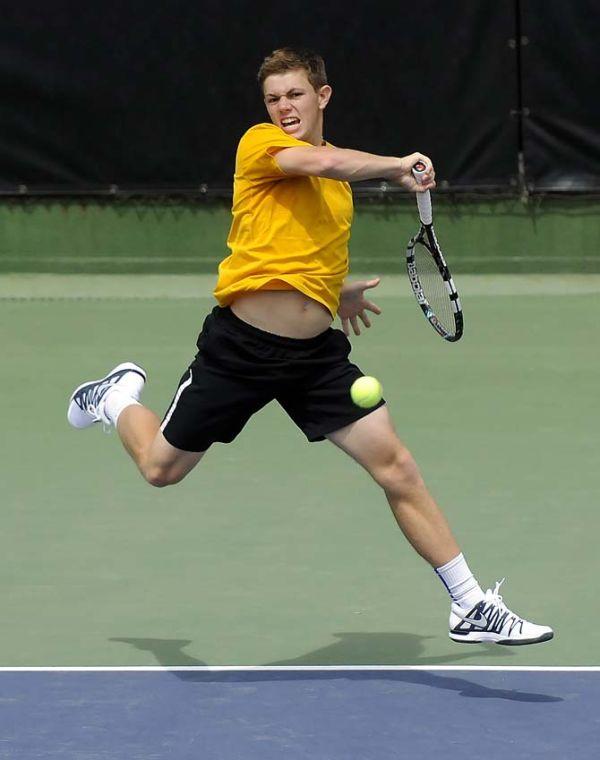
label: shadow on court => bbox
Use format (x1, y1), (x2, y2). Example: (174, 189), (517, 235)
(267, 632), (514, 667)
(110, 632), (514, 668)
(109, 636), (562, 703)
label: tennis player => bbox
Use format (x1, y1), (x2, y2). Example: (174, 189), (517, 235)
(68, 48), (552, 646)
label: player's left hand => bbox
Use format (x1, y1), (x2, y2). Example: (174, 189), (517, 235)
(338, 277), (382, 336)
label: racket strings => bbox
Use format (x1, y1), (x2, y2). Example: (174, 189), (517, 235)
(413, 241), (456, 333)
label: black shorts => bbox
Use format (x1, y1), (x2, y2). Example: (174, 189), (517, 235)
(160, 306), (385, 452)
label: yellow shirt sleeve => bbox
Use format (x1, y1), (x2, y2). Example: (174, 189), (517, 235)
(237, 123), (311, 182)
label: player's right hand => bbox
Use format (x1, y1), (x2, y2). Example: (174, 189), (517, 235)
(393, 153), (436, 192)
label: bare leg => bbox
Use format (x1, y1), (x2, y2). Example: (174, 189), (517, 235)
(326, 407), (556, 644)
(327, 405), (460, 567)
(117, 404), (161, 466)
(117, 404), (204, 487)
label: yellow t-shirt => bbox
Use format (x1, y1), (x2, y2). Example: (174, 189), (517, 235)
(213, 123), (353, 317)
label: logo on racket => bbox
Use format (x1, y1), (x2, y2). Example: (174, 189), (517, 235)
(407, 260), (426, 304)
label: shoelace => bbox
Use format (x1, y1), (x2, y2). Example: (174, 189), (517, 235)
(488, 577), (506, 609)
(486, 578), (526, 633)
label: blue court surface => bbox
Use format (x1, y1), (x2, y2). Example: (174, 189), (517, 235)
(1, 666), (598, 759)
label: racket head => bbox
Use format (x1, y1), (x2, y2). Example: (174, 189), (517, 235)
(406, 224), (463, 342)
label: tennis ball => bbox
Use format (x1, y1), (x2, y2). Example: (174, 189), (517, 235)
(350, 376), (383, 408)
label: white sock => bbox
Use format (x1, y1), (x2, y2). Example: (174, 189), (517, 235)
(103, 389), (141, 426)
(435, 553), (484, 610)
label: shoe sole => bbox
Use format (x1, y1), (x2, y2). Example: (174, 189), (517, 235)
(449, 630), (554, 646)
(68, 362), (146, 428)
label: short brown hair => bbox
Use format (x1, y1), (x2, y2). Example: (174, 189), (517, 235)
(258, 47), (328, 92)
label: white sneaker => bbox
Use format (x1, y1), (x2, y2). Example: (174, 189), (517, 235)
(67, 362), (146, 429)
(449, 579), (554, 646)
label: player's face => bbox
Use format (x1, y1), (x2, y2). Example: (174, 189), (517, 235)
(263, 69), (331, 146)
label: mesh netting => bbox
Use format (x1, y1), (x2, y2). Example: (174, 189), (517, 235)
(413, 241), (456, 334)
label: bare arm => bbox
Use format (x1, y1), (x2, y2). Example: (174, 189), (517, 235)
(275, 146), (435, 191)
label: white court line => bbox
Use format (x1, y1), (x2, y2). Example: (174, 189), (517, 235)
(0, 666), (598, 672)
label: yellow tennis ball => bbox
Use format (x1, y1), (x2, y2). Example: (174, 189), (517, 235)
(350, 376), (383, 408)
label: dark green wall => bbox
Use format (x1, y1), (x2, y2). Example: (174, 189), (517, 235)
(1, 197), (598, 274)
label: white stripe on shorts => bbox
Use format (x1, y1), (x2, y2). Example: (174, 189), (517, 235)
(160, 369), (193, 432)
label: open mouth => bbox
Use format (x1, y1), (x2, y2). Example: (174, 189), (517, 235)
(281, 117), (300, 129)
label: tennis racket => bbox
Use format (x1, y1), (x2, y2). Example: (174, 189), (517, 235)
(406, 162), (464, 342)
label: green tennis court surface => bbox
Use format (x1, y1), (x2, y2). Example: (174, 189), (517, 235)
(1, 275), (598, 667)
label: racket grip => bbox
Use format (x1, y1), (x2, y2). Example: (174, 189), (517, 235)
(412, 162), (433, 225)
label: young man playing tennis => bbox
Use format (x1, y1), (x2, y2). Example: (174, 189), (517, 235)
(67, 48), (552, 646)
